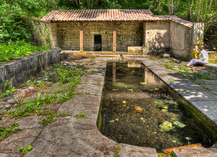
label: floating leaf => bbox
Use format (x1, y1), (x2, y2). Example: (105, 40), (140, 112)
(185, 137), (192, 141)
(115, 118), (119, 121)
(161, 109), (168, 112)
(154, 88), (159, 90)
(173, 121), (186, 128)
(159, 121), (175, 131)
(140, 82), (147, 85)
(128, 89), (133, 92)
(123, 101), (126, 103)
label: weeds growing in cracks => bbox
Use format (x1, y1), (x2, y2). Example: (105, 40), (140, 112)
(4, 64), (84, 123)
(0, 123), (22, 141)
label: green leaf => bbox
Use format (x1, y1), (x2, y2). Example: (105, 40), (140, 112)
(19, 147), (24, 151)
(26, 145), (32, 151)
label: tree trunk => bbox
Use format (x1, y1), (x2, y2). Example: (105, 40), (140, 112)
(197, 0), (202, 21)
(171, 0), (174, 15)
(187, 0), (191, 20)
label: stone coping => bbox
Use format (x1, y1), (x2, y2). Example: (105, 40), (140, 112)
(205, 64), (217, 71)
(0, 48), (61, 94)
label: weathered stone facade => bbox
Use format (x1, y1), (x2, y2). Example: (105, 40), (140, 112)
(50, 22), (143, 52)
(170, 21), (193, 59)
(31, 21), (54, 48)
(143, 21), (170, 54)
(31, 19), (204, 61)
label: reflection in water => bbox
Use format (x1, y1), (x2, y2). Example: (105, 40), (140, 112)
(112, 62), (116, 82)
(99, 61), (210, 152)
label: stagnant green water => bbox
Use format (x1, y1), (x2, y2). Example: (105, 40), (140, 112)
(99, 61), (210, 152)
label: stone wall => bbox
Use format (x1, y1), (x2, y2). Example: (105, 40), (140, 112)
(170, 21), (193, 59)
(56, 23), (80, 50)
(53, 22), (143, 51)
(84, 22), (113, 51)
(143, 21), (170, 54)
(0, 48), (61, 94)
(117, 22), (143, 51)
(31, 21), (55, 48)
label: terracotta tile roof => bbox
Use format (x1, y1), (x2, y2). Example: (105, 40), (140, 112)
(169, 15), (193, 27)
(39, 9), (193, 27)
(41, 9), (154, 22)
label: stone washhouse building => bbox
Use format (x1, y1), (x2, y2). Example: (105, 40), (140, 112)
(23, 9), (204, 60)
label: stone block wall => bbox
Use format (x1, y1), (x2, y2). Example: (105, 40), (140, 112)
(84, 22), (113, 51)
(117, 22), (143, 51)
(0, 48), (61, 94)
(56, 23), (80, 50)
(170, 21), (193, 59)
(52, 22), (143, 51)
(143, 21), (170, 54)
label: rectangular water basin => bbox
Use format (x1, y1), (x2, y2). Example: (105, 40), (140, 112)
(97, 61), (215, 152)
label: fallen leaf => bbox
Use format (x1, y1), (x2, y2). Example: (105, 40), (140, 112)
(135, 106), (143, 111)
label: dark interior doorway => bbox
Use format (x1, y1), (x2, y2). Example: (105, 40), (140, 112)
(94, 35), (102, 51)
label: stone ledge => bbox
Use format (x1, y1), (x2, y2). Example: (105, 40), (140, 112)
(172, 147), (217, 157)
(205, 64), (217, 71)
(0, 48), (61, 94)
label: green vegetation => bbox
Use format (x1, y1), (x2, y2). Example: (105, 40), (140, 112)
(5, 64), (83, 119)
(0, 123), (22, 141)
(19, 145), (33, 155)
(38, 111), (57, 126)
(164, 64), (176, 71)
(178, 65), (192, 72)
(0, 80), (16, 98)
(74, 113), (87, 119)
(113, 145), (121, 157)
(0, 0), (216, 53)
(176, 71), (216, 81)
(0, 41), (48, 63)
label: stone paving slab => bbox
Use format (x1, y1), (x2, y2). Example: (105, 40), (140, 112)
(0, 153), (20, 157)
(172, 147), (217, 157)
(190, 100), (217, 123)
(0, 128), (43, 154)
(118, 144), (158, 157)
